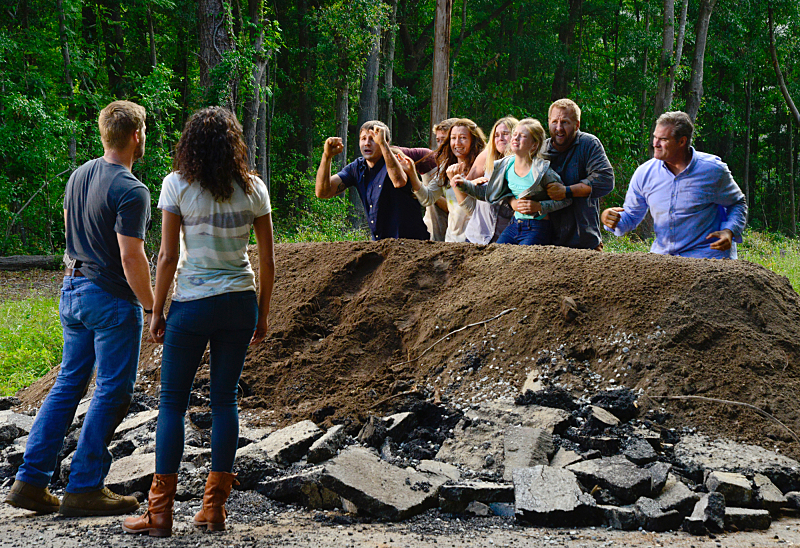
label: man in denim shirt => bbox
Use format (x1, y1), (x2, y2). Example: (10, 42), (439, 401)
(601, 111), (747, 259)
(543, 99), (615, 250)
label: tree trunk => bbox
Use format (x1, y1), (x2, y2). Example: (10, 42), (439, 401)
(256, 62), (268, 183)
(242, 0), (268, 169)
(744, 72), (752, 209)
(100, 0), (126, 97)
(380, 0), (398, 132)
(685, 0), (717, 122)
(56, 0), (76, 165)
(197, 0), (236, 110)
(430, 0), (452, 148)
(664, 0), (688, 110)
(550, 0), (582, 101)
(790, 117), (796, 237)
(640, 8), (650, 156)
(146, 4), (157, 67)
(768, 4), (800, 126)
(652, 0), (675, 119)
(297, 0), (314, 171)
(357, 25), (381, 133)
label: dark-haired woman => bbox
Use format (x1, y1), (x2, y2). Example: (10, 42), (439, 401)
(123, 107), (274, 537)
(410, 119), (486, 242)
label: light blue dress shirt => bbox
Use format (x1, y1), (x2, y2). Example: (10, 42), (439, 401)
(608, 148), (747, 259)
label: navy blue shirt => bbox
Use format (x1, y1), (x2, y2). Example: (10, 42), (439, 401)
(337, 147), (434, 240)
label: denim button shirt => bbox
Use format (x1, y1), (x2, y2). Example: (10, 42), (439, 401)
(609, 148), (747, 259)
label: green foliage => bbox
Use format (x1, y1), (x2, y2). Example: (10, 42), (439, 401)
(0, 297), (62, 396)
(739, 230), (800, 292)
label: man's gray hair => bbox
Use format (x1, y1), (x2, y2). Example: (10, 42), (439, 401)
(657, 111), (693, 146)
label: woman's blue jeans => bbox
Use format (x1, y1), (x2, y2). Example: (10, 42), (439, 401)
(155, 291), (257, 474)
(16, 276), (142, 493)
(497, 218), (553, 246)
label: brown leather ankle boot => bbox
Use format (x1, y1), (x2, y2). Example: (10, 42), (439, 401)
(122, 473), (178, 537)
(193, 471), (239, 531)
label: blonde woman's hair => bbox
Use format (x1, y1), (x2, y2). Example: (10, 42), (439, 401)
(515, 118), (547, 160)
(485, 117), (519, 175)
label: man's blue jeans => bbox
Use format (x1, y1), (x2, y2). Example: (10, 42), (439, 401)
(497, 218), (553, 246)
(155, 291), (257, 475)
(16, 276), (142, 493)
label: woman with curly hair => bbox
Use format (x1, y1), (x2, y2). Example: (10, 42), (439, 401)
(123, 107), (275, 537)
(409, 118), (486, 242)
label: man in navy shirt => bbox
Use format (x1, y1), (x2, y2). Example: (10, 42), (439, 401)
(315, 121), (434, 240)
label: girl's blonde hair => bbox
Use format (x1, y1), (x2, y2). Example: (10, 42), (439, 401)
(515, 118), (547, 160)
(485, 117), (519, 175)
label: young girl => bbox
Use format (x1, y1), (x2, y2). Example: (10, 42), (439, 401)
(410, 119), (486, 242)
(452, 118), (571, 246)
(454, 117), (518, 244)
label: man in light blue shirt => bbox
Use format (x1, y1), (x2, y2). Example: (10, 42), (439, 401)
(601, 111), (747, 259)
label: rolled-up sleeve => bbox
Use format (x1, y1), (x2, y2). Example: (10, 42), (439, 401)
(608, 169), (648, 236)
(413, 177), (445, 207)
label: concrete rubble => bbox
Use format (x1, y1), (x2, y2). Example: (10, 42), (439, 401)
(0, 387), (797, 538)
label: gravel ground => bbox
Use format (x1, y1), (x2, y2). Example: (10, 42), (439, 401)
(1, 486), (798, 548)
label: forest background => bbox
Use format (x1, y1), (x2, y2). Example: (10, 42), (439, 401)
(1, 0), (800, 394)
(2, 0), (800, 254)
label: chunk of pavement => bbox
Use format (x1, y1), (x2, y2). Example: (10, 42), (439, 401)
(634, 496), (683, 532)
(59, 452), (74, 486)
(489, 502), (515, 517)
(232, 441), (281, 490)
(0, 397), (21, 411)
(319, 446), (447, 520)
(417, 460), (460, 482)
(465, 501), (491, 516)
(786, 491), (800, 509)
(724, 507), (771, 531)
(647, 462), (672, 493)
(71, 396), (93, 426)
(105, 453), (155, 495)
(260, 419), (324, 465)
(0, 424), (21, 444)
(521, 369), (544, 394)
(357, 416), (388, 448)
(384, 412), (417, 441)
(684, 492), (726, 535)
(238, 425), (273, 448)
(464, 398), (570, 433)
(706, 470), (753, 507)
(587, 405), (619, 431)
(112, 409), (158, 439)
(435, 419), (504, 474)
(439, 481), (514, 512)
(307, 424), (347, 464)
(0, 410), (34, 437)
(549, 448), (582, 468)
(513, 465), (598, 526)
(502, 426), (554, 481)
(590, 388), (638, 422)
(598, 504), (638, 530)
(566, 455), (655, 504)
(753, 473), (787, 516)
(674, 434), (800, 492)
(256, 466), (341, 510)
(655, 473), (700, 515)
(623, 437), (658, 465)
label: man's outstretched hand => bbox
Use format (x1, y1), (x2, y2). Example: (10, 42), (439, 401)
(706, 229), (733, 251)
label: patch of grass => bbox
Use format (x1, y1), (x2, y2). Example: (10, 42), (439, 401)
(602, 232), (652, 254)
(0, 296), (62, 396)
(739, 230), (800, 293)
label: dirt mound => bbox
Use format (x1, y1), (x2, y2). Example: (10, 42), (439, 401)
(18, 240), (800, 459)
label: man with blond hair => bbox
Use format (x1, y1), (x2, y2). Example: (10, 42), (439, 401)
(543, 98), (615, 250)
(601, 111), (747, 258)
(6, 100), (154, 516)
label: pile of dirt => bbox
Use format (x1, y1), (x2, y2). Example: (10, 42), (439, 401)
(17, 240), (800, 459)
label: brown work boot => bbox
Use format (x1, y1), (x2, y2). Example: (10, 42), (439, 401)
(122, 474), (178, 537)
(59, 486), (139, 517)
(4, 480), (60, 514)
(193, 471), (239, 531)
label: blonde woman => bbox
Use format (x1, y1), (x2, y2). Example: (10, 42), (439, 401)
(454, 117), (518, 244)
(452, 118), (571, 246)
(409, 119), (486, 242)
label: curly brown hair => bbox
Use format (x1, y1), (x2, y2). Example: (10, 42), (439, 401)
(173, 107), (255, 201)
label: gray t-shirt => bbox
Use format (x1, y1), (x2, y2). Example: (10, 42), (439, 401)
(63, 158), (151, 304)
